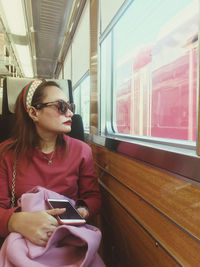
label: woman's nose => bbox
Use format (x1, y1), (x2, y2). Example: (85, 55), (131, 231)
(65, 108), (73, 117)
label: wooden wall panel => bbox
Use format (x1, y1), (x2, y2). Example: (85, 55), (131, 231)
(100, 188), (179, 267)
(91, 144), (200, 240)
(99, 172), (200, 266)
(90, 143), (200, 267)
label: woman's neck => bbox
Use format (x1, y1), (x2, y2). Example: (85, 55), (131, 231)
(39, 135), (57, 153)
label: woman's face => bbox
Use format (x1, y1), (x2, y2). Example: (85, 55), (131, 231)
(32, 85), (73, 135)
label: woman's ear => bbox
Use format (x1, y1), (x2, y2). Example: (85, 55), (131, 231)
(28, 107), (39, 122)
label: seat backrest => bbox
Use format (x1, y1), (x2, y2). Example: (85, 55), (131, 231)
(67, 114), (85, 141)
(66, 79), (85, 142)
(0, 77), (85, 142)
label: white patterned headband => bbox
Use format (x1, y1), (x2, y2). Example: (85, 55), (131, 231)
(23, 78), (46, 112)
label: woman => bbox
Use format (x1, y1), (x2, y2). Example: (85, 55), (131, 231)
(0, 79), (101, 247)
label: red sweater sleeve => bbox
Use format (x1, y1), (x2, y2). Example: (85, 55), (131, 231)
(76, 145), (101, 217)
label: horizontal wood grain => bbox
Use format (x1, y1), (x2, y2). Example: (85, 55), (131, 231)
(98, 170), (200, 266)
(91, 144), (200, 241)
(100, 187), (179, 267)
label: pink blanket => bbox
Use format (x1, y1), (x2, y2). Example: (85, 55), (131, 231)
(0, 187), (105, 267)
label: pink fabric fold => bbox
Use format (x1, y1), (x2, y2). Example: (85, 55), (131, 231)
(0, 187), (105, 267)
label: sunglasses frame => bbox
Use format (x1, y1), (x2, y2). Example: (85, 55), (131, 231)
(33, 100), (75, 114)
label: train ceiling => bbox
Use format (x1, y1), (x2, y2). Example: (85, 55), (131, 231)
(0, 0), (86, 79)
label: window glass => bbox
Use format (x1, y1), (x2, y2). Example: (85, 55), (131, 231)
(73, 75), (90, 131)
(72, 0), (89, 86)
(112, 0), (198, 141)
(100, 0), (125, 33)
(74, 86), (81, 115)
(100, 34), (112, 134)
(64, 46), (72, 80)
(81, 76), (90, 132)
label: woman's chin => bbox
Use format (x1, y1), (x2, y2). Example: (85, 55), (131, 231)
(62, 125), (72, 133)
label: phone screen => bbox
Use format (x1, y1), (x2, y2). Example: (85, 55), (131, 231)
(47, 199), (85, 223)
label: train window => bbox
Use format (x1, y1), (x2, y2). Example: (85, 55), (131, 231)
(62, 1), (89, 86)
(64, 48), (72, 81)
(71, 0), (89, 86)
(100, 0), (198, 145)
(80, 76), (90, 132)
(100, 33), (112, 134)
(100, 0), (125, 33)
(74, 75), (90, 132)
(74, 88), (81, 115)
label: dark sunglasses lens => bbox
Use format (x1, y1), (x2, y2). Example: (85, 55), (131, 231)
(58, 101), (67, 114)
(70, 103), (75, 113)
(57, 101), (75, 114)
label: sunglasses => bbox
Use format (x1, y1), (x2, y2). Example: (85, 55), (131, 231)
(33, 100), (75, 114)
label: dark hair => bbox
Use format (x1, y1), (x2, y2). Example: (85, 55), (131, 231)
(0, 81), (67, 162)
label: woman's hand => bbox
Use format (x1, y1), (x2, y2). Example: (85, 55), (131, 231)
(76, 206), (89, 219)
(8, 208), (65, 246)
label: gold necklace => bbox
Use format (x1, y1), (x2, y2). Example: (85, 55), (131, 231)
(43, 150), (55, 165)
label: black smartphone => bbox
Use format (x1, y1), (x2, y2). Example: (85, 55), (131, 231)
(47, 198), (86, 225)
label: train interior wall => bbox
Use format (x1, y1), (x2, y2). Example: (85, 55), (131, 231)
(88, 142), (200, 267)
(0, 1), (200, 266)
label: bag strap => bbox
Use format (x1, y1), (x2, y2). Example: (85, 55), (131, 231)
(11, 161), (17, 208)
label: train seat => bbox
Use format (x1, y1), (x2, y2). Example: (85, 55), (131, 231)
(0, 77), (84, 143)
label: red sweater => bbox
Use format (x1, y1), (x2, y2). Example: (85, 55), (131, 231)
(0, 135), (101, 237)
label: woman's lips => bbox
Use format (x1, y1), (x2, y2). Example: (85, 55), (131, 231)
(63, 120), (72, 126)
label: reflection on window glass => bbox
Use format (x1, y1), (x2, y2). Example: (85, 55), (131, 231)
(73, 75), (90, 131)
(0, 87), (2, 115)
(113, 0), (198, 141)
(74, 87), (81, 115)
(100, 34), (112, 134)
(81, 76), (90, 131)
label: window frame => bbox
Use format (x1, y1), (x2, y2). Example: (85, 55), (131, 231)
(98, 0), (200, 183)
(73, 71), (90, 133)
(99, 0), (200, 155)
